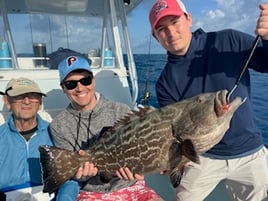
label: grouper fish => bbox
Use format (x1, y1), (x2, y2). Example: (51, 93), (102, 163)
(39, 89), (244, 194)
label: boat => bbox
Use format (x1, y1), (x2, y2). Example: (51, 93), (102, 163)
(0, 0), (141, 122)
(0, 0), (266, 201)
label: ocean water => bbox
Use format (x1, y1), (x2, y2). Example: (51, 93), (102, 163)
(134, 54), (268, 147)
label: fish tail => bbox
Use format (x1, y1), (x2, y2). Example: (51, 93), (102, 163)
(39, 145), (83, 194)
(181, 139), (200, 164)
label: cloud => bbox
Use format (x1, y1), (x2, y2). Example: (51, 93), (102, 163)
(206, 9), (225, 19)
(192, 0), (261, 35)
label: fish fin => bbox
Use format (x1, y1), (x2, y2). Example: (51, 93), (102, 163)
(181, 139), (200, 164)
(101, 106), (156, 135)
(39, 145), (83, 193)
(135, 105), (156, 113)
(119, 106), (155, 124)
(169, 167), (184, 188)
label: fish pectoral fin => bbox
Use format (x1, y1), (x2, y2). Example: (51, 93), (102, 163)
(181, 139), (200, 164)
(99, 172), (114, 183)
(169, 167), (184, 188)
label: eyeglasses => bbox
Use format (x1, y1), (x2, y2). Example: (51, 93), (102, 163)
(63, 76), (93, 90)
(9, 93), (42, 103)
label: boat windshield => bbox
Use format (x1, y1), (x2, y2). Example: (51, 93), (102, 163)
(0, 12), (124, 69)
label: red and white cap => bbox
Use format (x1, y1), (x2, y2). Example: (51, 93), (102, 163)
(149, 0), (188, 30)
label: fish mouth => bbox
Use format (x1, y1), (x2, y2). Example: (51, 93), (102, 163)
(228, 96), (245, 112)
(215, 89), (244, 116)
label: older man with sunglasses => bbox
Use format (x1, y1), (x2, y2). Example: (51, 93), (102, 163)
(49, 52), (163, 201)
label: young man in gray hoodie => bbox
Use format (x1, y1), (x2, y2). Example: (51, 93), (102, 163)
(50, 51), (163, 201)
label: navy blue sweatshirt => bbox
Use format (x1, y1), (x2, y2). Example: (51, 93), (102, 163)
(156, 28), (268, 158)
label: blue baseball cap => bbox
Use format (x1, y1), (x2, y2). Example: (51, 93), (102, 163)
(58, 56), (92, 82)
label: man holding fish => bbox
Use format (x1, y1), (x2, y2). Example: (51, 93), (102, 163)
(149, 0), (268, 200)
(49, 50), (163, 201)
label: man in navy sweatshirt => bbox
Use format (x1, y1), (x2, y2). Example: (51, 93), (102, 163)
(149, 0), (268, 200)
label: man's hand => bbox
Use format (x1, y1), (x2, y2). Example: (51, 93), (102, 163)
(115, 167), (144, 181)
(75, 151), (144, 181)
(256, 3), (268, 40)
(75, 150), (98, 179)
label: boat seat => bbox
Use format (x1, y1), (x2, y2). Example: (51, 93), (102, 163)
(38, 110), (53, 122)
(38, 104), (53, 122)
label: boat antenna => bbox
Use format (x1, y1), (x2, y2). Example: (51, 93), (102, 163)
(64, 16), (70, 48)
(48, 16), (53, 52)
(140, 34), (152, 106)
(29, 14), (34, 45)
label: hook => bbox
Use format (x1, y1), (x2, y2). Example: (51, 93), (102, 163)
(226, 35), (260, 102)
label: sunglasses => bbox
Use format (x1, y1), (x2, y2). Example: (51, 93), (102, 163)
(10, 93), (42, 103)
(63, 76), (93, 90)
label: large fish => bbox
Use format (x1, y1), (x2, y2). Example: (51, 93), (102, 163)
(39, 89), (244, 194)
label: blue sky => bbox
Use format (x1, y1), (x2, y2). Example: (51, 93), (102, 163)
(1, 0), (265, 54)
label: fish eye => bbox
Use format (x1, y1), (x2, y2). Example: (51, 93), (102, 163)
(196, 96), (204, 103)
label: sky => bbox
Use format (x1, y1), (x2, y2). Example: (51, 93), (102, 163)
(1, 0), (266, 54)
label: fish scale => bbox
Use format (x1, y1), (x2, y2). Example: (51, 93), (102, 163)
(39, 89), (243, 194)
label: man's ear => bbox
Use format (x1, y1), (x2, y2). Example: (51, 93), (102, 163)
(3, 95), (11, 111)
(60, 83), (66, 94)
(152, 32), (159, 42)
(39, 100), (43, 111)
(92, 77), (96, 88)
(185, 13), (192, 27)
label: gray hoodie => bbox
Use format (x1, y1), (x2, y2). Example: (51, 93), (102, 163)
(50, 92), (136, 193)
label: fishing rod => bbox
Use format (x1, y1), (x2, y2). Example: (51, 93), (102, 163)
(141, 80), (150, 105)
(226, 35), (261, 102)
(140, 34), (153, 106)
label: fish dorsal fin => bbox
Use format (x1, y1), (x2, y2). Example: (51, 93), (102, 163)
(109, 105), (156, 132)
